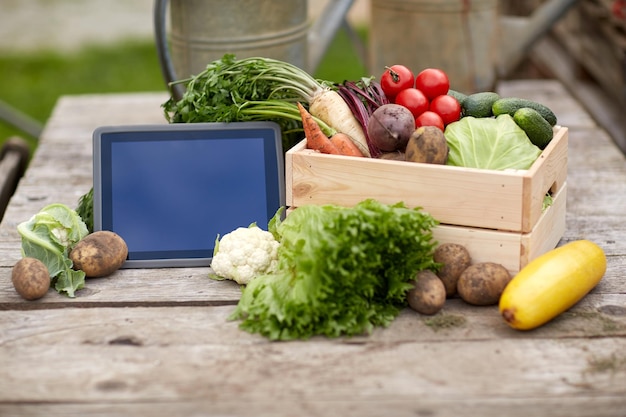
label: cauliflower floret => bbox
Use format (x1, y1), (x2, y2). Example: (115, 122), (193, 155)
(210, 226), (280, 285)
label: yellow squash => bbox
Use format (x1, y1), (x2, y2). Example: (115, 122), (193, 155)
(499, 240), (606, 330)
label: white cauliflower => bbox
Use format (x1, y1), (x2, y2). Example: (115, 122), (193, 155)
(210, 226), (280, 285)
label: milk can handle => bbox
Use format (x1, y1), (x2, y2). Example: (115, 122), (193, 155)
(154, 0), (185, 100)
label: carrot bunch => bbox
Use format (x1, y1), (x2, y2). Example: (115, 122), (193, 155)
(297, 102), (365, 157)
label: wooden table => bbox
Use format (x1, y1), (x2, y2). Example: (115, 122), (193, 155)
(1, 80), (625, 417)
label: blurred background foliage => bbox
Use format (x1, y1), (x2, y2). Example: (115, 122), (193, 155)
(0, 28), (367, 153)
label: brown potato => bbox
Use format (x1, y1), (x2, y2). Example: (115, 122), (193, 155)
(407, 270), (446, 315)
(457, 262), (512, 306)
(12, 257), (50, 300)
(405, 125), (449, 164)
(70, 231), (128, 277)
(434, 243), (472, 297)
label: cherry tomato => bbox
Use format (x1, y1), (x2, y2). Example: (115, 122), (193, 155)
(429, 94), (461, 126)
(415, 111), (445, 131)
(415, 68), (450, 101)
(394, 88), (429, 118)
(380, 65), (415, 101)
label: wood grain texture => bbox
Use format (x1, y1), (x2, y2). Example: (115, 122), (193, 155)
(0, 302), (624, 416)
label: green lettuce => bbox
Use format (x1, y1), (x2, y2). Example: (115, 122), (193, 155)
(17, 203), (89, 297)
(229, 199), (439, 340)
(445, 114), (541, 170)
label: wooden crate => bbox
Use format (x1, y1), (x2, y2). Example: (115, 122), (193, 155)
(285, 126), (568, 274)
(286, 127), (567, 233)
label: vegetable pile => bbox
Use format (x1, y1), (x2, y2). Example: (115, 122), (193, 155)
(162, 54), (383, 156)
(372, 64), (558, 169)
(12, 54), (596, 337)
(160, 55), (581, 334)
(17, 203), (90, 297)
(406, 239), (607, 329)
(404, 242), (513, 315)
(227, 200), (439, 340)
(72, 55), (563, 237)
(160, 56), (555, 171)
(14, 203), (128, 299)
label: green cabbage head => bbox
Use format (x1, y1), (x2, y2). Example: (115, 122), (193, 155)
(17, 203), (89, 297)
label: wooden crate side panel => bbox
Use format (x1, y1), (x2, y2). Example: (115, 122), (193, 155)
(286, 143), (527, 231)
(520, 183), (568, 267)
(432, 183), (567, 275)
(284, 146), (297, 207)
(522, 127), (569, 231)
(432, 225), (524, 274)
(285, 184), (566, 275)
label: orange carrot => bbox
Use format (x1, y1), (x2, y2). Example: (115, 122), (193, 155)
(297, 102), (340, 155)
(330, 133), (366, 157)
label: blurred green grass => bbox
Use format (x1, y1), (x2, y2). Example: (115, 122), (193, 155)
(0, 28), (367, 152)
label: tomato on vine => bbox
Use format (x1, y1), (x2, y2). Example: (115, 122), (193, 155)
(394, 88), (429, 119)
(415, 68), (450, 101)
(380, 65), (414, 101)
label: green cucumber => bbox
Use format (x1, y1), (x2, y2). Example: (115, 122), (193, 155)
(493, 97), (557, 126)
(513, 107), (554, 150)
(447, 89), (468, 106)
(462, 92), (500, 118)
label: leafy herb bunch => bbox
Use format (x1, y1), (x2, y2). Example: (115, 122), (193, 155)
(162, 54), (334, 150)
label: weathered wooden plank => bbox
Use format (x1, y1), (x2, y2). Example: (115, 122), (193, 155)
(0, 227), (623, 304)
(45, 93), (168, 126)
(2, 296), (624, 346)
(0, 254), (622, 309)
(567, 129), (626, 175)
(0, 266), (242, 307)
(0, 305), (624, 415)
(1, 396), (626, 417)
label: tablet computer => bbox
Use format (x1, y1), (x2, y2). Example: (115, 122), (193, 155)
(93, 122), (284, 268)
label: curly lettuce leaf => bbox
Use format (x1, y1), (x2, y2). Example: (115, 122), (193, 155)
(17, 203), (89, 297)
(445, 114), (541, 170)
(230, 200), (439, 340)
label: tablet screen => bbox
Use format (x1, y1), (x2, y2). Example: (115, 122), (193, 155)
(93, 122), (284, 268)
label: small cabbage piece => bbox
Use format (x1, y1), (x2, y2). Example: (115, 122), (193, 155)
(210, 225), (280, 285)
(17, 203), (89, 297)
(445, 114), (541, 170)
